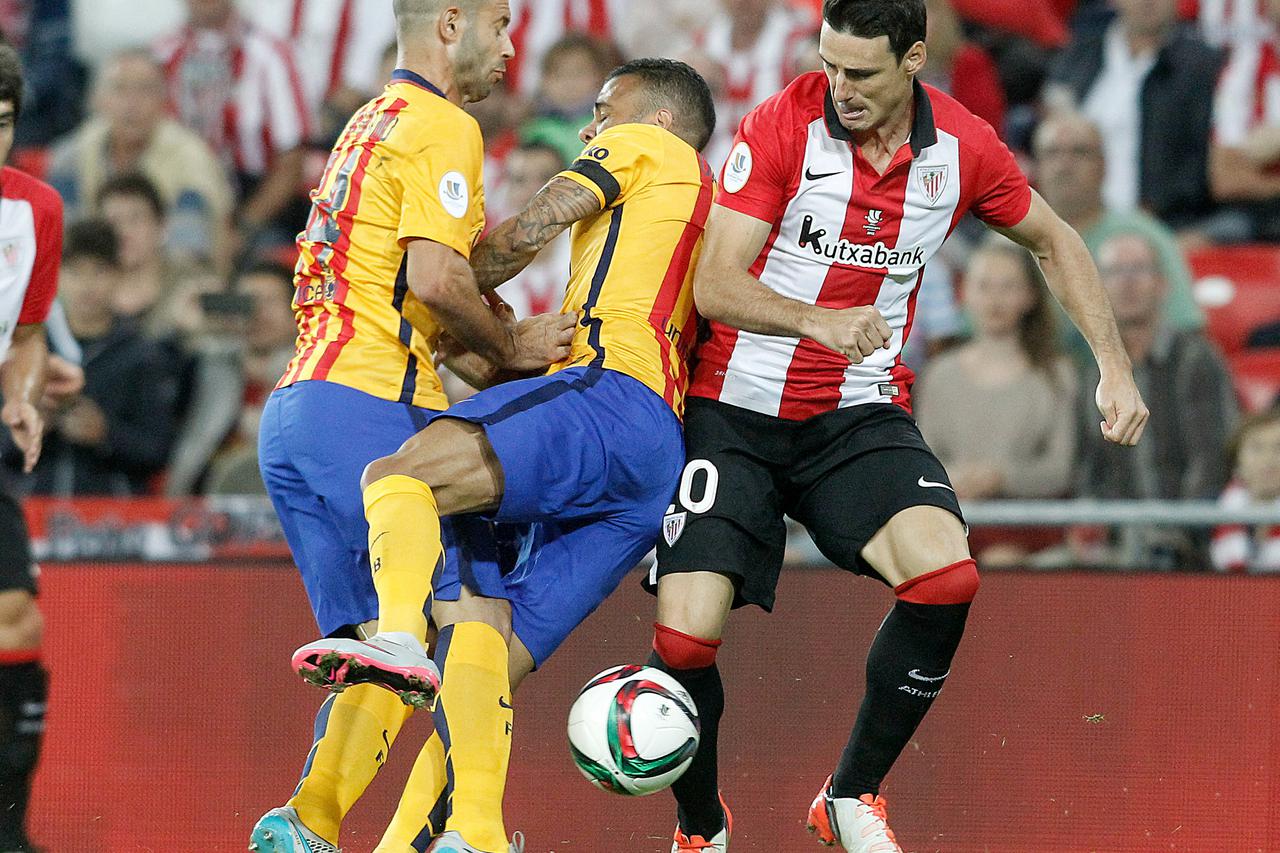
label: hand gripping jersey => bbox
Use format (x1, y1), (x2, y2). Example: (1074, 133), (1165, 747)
(278, 69), (486, 410)
(553, 122), (715, 415)
(689, 72), (1032, 420)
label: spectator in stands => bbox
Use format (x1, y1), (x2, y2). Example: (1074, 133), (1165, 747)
(1209, 0), (1280, 241)
(154, 0), (311, 250)
(520, 34), (619, 164)
(1075, 230), (1238, 568)
(246, 0), (396, 145)
(1033, 111), (1203, 349)
(166, 262), (297, 495)
(915, 236), (1077, 503)
(0, 0), (85, 152)
(46, 48), (234, 271)
(1211, 409), (1280, 573)
(98, 173), (202, 344)
(505, 0), (623, 97)
(920, 0), (1007, 135)
(1044, 0), (1224, 234)
(697, 0), (815, 166)
(26, 221), (180, 496)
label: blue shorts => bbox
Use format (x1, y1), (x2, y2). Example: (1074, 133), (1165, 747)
(436, 367), (684, 666)
(258, 381), (439, 637)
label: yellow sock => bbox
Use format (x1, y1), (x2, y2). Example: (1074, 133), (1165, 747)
(373, 731), (447, 853)
(288, 684), (414, 843)
(437, 622), (513, 852)
(364, 474), (441, 637)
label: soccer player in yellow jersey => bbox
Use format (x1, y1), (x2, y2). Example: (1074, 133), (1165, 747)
(250, 2), (575, 852)
(295, 60), (719, 853)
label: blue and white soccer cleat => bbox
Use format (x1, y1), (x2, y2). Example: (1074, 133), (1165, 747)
(425, 830), (525, 853)
(293, 630), (441, 709)
(248, 806), (339, 853)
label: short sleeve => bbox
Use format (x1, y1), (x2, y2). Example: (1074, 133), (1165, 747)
(969, 123), (1032, 228)
(557, 124), (663, 209)
(714, 101), (792, 224)
(396, 115), (486, 259)
(18, 189), (62, 325)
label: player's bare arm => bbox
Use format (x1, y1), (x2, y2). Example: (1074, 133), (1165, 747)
(406, 238), (573, 373)
(694, 204), (893, 363)
(996, 190), (1150, 446)
(470, 176), (603, 293)
(0, 323), (47, 473)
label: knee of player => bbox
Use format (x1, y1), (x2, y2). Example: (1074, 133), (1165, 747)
(0, 595), (43, 650)
(361, 454), (405, 491)
(894, 558), (980, 605)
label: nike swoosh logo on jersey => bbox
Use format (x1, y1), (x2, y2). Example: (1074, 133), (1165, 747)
(908, 669), (950, 682)
(804, 167), (842, 181)
(917, 477), (955, 492)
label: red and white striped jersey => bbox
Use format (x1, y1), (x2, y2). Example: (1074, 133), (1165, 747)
(1214, 35), (1280, 146)
(0, 167), (62, 363)
(249, 0), (397, 111)
(155, 15), (311, 178)
(689, 73), (1030, 420)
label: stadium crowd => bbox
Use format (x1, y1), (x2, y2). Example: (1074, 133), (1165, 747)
(3, 0), (1280, 573)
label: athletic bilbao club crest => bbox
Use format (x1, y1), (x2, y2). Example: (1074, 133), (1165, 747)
(918, 165), (948, 205)
(662, 510), (688, 547)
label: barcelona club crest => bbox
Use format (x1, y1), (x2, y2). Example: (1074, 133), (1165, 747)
(918, 165), (948, 205)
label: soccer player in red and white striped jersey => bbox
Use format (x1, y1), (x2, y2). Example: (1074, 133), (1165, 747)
(647, 2), (1149, 851)
(0, 42), (64, 853)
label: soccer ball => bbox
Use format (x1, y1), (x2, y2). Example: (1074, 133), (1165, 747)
(567, 664), (700, 796)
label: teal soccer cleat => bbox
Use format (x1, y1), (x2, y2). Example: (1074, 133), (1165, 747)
(248, 807), (339, 853)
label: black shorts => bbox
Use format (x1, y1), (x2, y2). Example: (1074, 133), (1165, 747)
(649, 397), (964, 611)
(0, 487), (35, 595)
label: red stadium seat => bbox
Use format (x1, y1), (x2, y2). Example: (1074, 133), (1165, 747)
(1227, 349), (1280, 413)
(1188, 244), (1280, 355)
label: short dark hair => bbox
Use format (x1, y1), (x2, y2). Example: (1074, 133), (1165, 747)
(606, 58), (717, 153)
(63, 219), (120, 267)
(0, 43), (23, 121)
(822, 0), (927, 62)
(97, 172), (167, 220)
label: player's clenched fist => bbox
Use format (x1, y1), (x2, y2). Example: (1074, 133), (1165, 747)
(806, 305), (893, 363)
(508, 311), (578, 372)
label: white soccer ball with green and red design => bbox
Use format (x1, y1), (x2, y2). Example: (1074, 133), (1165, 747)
(567, 664), (700, 796)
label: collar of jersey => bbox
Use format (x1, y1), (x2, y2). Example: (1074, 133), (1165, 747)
(823, 77), (938, 156)
(391, 69), (447, 99)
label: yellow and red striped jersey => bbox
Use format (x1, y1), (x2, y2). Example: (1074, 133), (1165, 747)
(554, 123), (714, 415)
(278, 69), (486, 409)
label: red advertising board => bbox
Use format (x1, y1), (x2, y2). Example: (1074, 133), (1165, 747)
(28, 563), (1280, 852)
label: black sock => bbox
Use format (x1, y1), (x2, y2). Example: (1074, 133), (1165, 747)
(832, 600), (970, 799)
(647, 651), (725, 839)
(0, 662), (46, 851)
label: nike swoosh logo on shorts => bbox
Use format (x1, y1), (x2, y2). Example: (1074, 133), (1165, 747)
(805, 167), (841, 181)
(918, 477), (954, 492)
(908, 669), (950, 682)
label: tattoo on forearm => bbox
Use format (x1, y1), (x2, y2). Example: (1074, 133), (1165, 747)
(472, 177), (603, 292)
